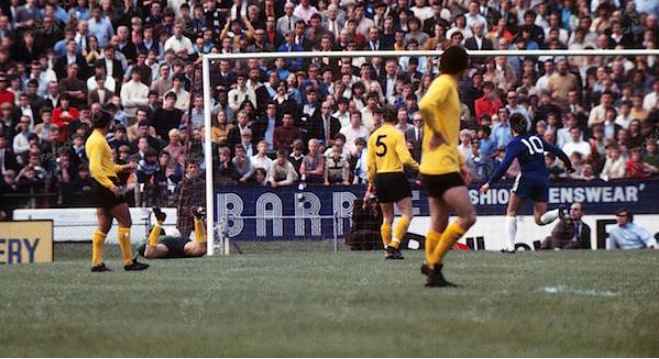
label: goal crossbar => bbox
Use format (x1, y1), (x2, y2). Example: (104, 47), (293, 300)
(202, 48), (659, 256)
(203, 49), (659, 61)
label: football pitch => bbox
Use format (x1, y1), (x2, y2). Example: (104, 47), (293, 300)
(1, 242), (658, 357)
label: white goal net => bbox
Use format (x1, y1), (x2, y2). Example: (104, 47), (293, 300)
(201, 49), (658, 256)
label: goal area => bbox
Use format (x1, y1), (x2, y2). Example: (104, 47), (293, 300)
(200, 49), (658, 256)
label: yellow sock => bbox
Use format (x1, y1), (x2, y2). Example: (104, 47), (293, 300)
(428, 222), (466, 267)
(424, 229), (442, 264)
(147, 223), (161, 247)
(117, 226), (134, 266)
(194, 217), (206, 244)
(91, 229), (107, 266)
(391, 216), (411, 249)
(380, 222), (392, 248)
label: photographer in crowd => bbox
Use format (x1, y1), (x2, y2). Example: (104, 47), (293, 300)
(541, 202), (591, 250)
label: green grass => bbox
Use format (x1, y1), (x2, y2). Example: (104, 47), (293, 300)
(1, 243), (658, 357)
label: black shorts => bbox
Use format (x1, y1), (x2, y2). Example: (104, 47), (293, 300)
(374, 172), (412, 203)
(161, 236), (190, 258)
(421, 172), (465, 198)
(92, 177), (126, 210)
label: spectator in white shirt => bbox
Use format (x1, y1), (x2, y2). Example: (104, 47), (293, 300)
(293, 0), (318, 24)
(28, 61), (57, 98)
(353, 3), (374, 37)
(333, 98), (351, 128)
(600, 144), (627, 181)
(505, 91), (531, 124)
(360, 92), (380, 131)
(267, 149), (299, 187)
(465, 1), (488, 32)
(251, 140), (273, 172)
(562, 127), (592, 158)
(588, 92), (614, 128)
(120, 70), (149, 118)
(12, 116), (32, 157)
(535, 60), (555, 95)
(556, 114), (580, 148)
(87, 64), (116, 93)
(411, 0), (434, 22)
(615, 100), (634, 129)
(228, 73), (256, 112)
(165, 75), (190, 112)
(643, 80), (658, 112)
(340, 111), (370, 155)
(164, 21), (193, 55)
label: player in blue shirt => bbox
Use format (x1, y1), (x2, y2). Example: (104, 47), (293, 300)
(480, 114), (574, 252)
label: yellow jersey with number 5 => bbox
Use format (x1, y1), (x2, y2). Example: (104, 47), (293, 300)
(418, 74), (463, 175)
(366, 123), (419, 183)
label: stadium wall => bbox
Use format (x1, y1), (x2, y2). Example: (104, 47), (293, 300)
(13, 180), (659, 249)
(13, 207), (178, 245)
(11, 208), (659, 250)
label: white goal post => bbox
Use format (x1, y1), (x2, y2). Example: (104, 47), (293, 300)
(202, 48), (659, 256)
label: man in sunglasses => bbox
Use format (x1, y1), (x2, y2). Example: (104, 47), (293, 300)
(606, 208), (656, 250)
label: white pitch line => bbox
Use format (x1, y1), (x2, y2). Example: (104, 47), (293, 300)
(541, 285), (619, 297)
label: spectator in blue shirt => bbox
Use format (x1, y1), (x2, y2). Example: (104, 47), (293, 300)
(607, 208), (657, 250)
(490, 108), (514, 148)
(68, 1), (91, 21)
(88, 7), (114, 48)
(478, 124), (496, 161)
(49, 2), (70, 25)
(53, 28), (77, 57)
(277, 31), (304, 72)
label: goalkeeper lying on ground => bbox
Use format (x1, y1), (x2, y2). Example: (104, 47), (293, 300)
(138, 207), (207, 258)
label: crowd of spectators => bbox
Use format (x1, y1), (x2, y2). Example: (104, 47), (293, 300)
(0, 0), (657, 215)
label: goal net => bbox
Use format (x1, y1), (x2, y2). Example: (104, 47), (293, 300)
(200, 49), (658, 256)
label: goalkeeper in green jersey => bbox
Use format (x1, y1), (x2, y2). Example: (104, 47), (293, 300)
(138, 207), (207, 259)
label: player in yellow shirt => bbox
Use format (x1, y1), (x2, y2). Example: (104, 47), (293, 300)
(85, 111), (149, 272)
(366, 105), (419, 259)
(417, 46), (476, 287)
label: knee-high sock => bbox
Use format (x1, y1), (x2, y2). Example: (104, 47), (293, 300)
(424, 229), (442, 264)
(147, 223), (161, 247)
(194, 217), (206, 243)
(505, 216), (517, 251)
(391, 216), (411, 249)
(428, 222), (466, 267)
(117, 226), (134, 265)
(380, 222), (392, 248)
(91, 229), (107, 266)
(540, 209), (560, 225)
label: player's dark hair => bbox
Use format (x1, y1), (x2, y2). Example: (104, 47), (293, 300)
(510, 113), (528, 135)
(91, 110), (112, 129)
(440, 46), (469, 75)
(382, 105), (397, 123)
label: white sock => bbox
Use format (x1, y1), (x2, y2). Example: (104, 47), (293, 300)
(540, 209), (560, 225)
(505, 216), (517, 251)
